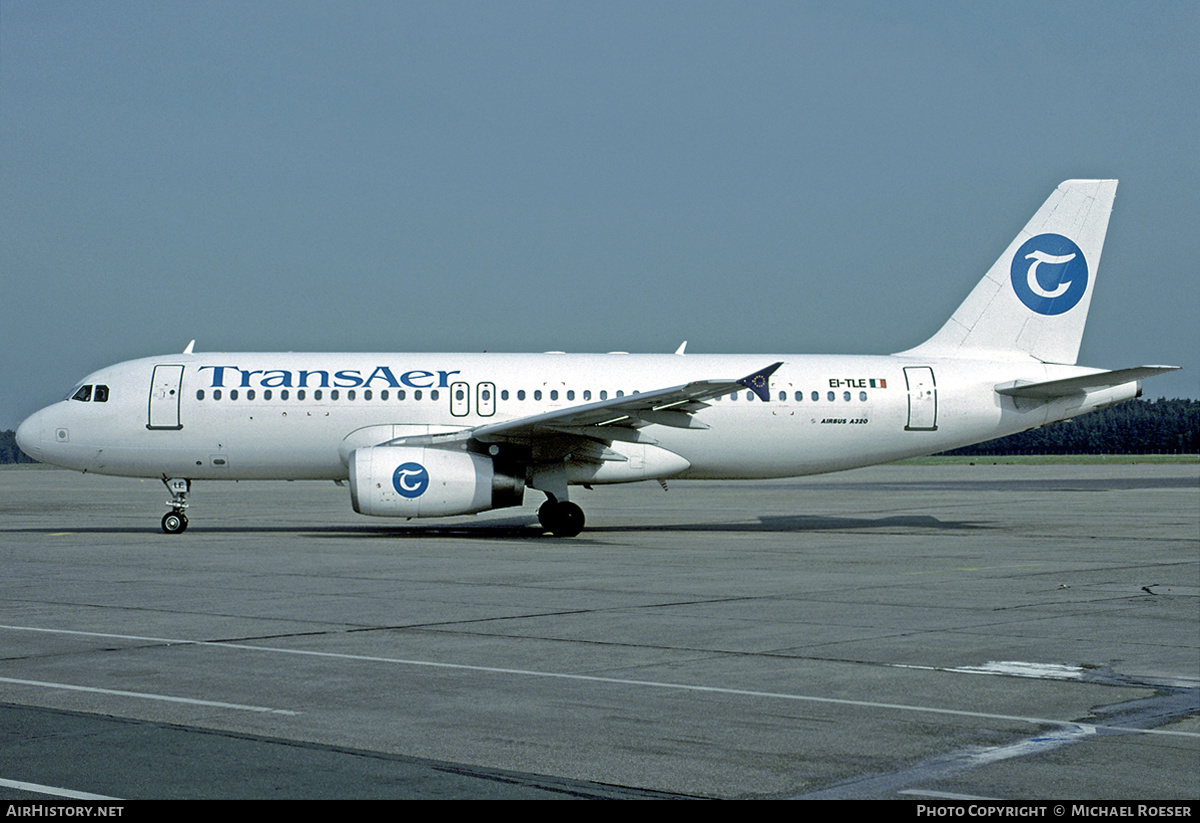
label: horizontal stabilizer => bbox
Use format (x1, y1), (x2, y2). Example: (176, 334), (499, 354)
(995, 366), (1179, 399)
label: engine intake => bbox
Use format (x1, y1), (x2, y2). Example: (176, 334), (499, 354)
(349, 446), (524, 517)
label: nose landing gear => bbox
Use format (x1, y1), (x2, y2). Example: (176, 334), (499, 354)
(161, 476), (190, 534)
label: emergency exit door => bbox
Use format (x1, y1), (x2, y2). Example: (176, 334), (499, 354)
(450, 381), (471, 416)
(476, 382), (496, 417)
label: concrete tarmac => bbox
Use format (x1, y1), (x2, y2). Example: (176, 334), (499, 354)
(0, 463), (1196, 800)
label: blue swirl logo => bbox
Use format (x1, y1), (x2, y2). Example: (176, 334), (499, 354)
(1010, 233), (1088, 315)
(392, 462), (429, 498)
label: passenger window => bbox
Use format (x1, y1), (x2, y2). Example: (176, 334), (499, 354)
(247, 389), (256, 400)
(843, 391), (851, 402)
(331, 390), (339, 400)
(414, 390), (423, 401)
(860, 391), (867, 401)
(811, 391), (819, 402)
(264, 390), (273, 400)
(583, 390), (592, 401)
(230, 390), (239, 400)
(534, 390), (542, 401)
(517, 390), (526, 401)
(431, 390), (439, 401)
(281, 389), (290, 400)
(196, 389), (205, 400)
(566, 390), (574, 401)
(397, 390), (405, 400)
(550, 390), (558, 401)
(363, 390), (372, 400)
(315, 390), (323, 400)
(827, 391), (835, 402)
(71, 385), (92, 402)
(298, 389), (306, 400)
(380, 390), (387, 400)
(348, 390), (356, 401)
(214, 389), (223, 400)
(501, 390), (509, 401)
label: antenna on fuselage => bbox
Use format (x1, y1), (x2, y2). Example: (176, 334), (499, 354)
(183, 340), (195, 355)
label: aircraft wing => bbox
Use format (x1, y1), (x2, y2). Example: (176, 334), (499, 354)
(385, 361), (783, 448)
(995, 366), (1180, 399)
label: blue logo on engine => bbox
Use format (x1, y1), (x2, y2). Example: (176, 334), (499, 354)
(1010, 233), (1088, 315)
(392, 462), (430, 498)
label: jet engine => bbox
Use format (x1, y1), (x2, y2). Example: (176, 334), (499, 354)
(349, 446), (524, 517)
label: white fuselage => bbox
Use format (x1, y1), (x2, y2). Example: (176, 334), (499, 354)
(16, 350), (1132, 483)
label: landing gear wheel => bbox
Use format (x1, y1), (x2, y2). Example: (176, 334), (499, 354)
(161, 511), (188, 534)
(538, 500), (585, 537)
(161, 477), (191, 535)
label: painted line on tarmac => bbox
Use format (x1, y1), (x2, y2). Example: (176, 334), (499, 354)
(0, 676), (300, 716)
(4, 624), (1196, 738)
(0, 777), (119, 800)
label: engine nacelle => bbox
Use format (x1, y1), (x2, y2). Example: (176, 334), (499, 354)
(349, 446), (524, 518)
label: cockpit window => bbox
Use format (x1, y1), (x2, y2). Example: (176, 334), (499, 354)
(68, 384), (109, 402)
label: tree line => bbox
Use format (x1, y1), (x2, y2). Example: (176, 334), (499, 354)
(2, 397), (1197, 464)
(939, 397), (1199, 456)
(0, 429), (36, 464)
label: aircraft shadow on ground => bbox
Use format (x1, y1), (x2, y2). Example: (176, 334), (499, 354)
(338, 516), (990, 542)
(6, 512), (991, 540)
(280, 515), (992, 540)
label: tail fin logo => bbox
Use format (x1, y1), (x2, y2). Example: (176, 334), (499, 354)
(1010, 233), (1088, 315)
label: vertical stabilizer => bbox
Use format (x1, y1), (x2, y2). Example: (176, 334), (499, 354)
(899, 180), (1117, 364)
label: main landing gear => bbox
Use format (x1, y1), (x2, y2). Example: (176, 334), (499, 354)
(530, 465), (585, 537)
(538, 497), (585, 538)
(161, 476), (190, 534)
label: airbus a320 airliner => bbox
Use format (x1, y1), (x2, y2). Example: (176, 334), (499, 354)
(16, 180), (1178, 536)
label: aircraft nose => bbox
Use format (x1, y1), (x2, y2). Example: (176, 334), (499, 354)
(15, 411), (45, 461)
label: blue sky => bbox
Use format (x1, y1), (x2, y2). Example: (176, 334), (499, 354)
(3, 1), (1197, 429)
